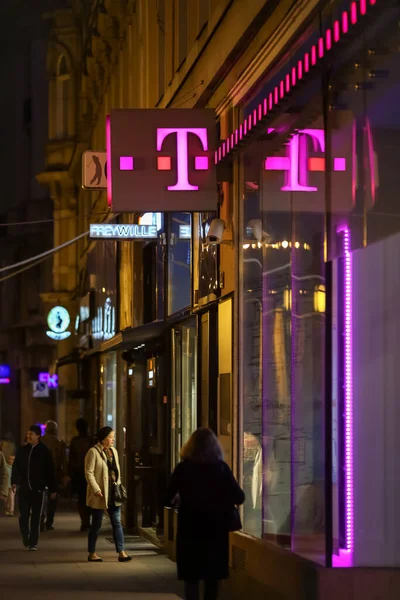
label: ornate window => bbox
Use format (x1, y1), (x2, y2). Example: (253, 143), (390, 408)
(55, 54), (71, 139)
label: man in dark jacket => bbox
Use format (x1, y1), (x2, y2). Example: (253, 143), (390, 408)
(68, 418), (93, 531)
(12, 425), (56, 551)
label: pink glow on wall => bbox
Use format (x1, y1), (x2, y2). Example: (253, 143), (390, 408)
(244, 120), (248, 135)
(318, 37), (325, 58)
(0, 378), (10, 384)
(280, 81), (284, 98)
(106, 115), (112, 206)
(338, 226), (354, 554)
(360, 0), (367, 15)
(370, 0), (376, 5)
(311, 45), (317, 65)
(352, 120), (357, 205)
(253, 108), (258, 125)
(239, 124), (243, 140)
(342, 11), (349, 34)
(334, 20), (340, 42)
(157, 127), (208, 191)
(286, 74), (291, 92)
(304, 52), (310, 73)
(365, 118), (377, 205)
(298, 60), (303, 80)
(157, 156), (172, 170)
(326, 29), (332, 50)
(351, 2), (357, 24)
(120, 156), (134, 170)
(274, 86), (279, 104)
(291, 67), (296, 87)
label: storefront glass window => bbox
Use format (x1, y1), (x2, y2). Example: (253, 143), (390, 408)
(168, 213), (192, 315)
(237, 0), (400, 566)
(171, 317), (198, 468)
(104, 352), (117, 432)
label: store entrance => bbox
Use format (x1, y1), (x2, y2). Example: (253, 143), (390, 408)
(171, 317), (198, 469)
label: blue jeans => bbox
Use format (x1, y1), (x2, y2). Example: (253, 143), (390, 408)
(88, 506), (124, 554)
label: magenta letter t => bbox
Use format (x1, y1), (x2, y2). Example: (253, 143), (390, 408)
(157, 128), (208, 191)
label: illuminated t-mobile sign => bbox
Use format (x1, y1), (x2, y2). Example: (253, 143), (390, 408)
(107, 109), (217, 213)
(265, 128), (346, 192)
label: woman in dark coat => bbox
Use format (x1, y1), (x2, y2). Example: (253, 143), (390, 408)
(166, 428), (245, 600)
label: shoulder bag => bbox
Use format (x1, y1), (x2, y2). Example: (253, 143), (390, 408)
(95, 447), (128, 503)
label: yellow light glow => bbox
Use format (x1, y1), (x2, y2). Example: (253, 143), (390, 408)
(314, 284), (326, 313)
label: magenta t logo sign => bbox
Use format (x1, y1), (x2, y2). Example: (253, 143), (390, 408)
(157, 128), (208, 191)
(265, 128), (346, 192)
(107, 109), (216, 212)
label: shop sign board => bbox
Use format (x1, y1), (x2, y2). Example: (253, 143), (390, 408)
(46, 306), (71, 340)
(82, 151), (107, 189)
(90, 223), (158, 240)
(39, 372), (59, 389)
(107, 109), (217, 213)
(32, 381), (49, 398)
(0, 364), (11, 384)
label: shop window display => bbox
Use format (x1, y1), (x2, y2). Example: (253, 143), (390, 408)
(237, 0), (400, 565)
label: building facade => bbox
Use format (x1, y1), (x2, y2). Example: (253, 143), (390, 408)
(40, 0), (400, 598)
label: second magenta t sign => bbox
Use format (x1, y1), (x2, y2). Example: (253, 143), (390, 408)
(107, 109), (217, 213)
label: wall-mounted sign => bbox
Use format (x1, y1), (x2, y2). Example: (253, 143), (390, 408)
(0, 364), (10, 384)
(92, 297), (115, 341)
(107, 108), (217, 212)
(147, 357), (156, 388)
(82, 151), (107, 189)
(46, 306), (71, 340)
(90, 223), (158, 240)
(32, 381), (49, 398)
(39, 372), (58, 389)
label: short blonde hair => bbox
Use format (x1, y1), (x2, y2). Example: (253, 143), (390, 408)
(180, 428), (223, 463)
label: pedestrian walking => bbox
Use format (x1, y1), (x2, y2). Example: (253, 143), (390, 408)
(4, 454), (16, 516)
(41, 420), (68, 531)
(11, 425), (57, 551)
(85, 426), (132, 563)
(0, 450), (9, 504)
(69, 418), (93, 531)
(166, 428), (245, 600)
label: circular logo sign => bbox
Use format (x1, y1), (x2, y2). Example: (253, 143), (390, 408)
(47, 306), (70, 334)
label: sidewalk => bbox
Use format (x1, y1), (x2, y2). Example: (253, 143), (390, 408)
(0, 511), (184, 600)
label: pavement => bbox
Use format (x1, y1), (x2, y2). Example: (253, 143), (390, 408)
(0, 510), (184, 600)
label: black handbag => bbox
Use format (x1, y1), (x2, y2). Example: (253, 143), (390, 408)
(113, 483), (128, 503)
(229, 506), (242, 532)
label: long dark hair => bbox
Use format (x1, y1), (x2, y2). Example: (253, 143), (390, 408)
(180, 428), (223, 463)
(96, 426), (113, 443)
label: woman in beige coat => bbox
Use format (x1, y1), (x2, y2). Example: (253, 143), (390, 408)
(85, 426), (131, 562)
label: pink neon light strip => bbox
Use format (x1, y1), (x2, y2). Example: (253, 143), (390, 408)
(342, 227), (353, 553)
(265, 156), (290, 170)
(0, 378), (10, 384)
(214, 0), (377, 164)
(106, 115), (112, 206)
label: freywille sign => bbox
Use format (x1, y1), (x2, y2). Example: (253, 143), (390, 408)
(90, 223), (158, 239)
(107, 109), (217, 212)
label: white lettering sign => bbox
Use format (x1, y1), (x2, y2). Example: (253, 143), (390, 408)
(90, 223), (158, 240)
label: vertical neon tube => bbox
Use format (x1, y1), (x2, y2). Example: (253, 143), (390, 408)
(106, 115), (112, 206)
(342, 227), (353, 553)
